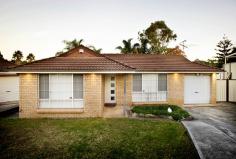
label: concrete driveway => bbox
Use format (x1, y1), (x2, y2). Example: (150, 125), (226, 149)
(182, 103), (236, 159)
(0, 101), (19, 117)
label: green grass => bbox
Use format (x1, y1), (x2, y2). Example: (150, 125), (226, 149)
(132, 104), (190, 121)
(0, 118), (198, 159)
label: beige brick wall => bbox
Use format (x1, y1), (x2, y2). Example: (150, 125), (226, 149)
(167, 73), (184, 105)
(84, 74), (104, 117)
(19, 73), (104, 118)
(19, 74), (38, 118)
(210, 73), (217, 104)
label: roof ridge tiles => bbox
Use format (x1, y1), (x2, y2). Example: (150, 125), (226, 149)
(103, 55), (136, 70)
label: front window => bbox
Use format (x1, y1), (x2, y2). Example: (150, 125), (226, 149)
(39, 74), (83, 108)
(132, 74), (167, 102)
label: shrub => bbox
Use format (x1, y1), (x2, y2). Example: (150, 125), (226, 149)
(131, 104), (190, 121)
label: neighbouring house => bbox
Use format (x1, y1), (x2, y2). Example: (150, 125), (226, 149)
(9, 45), (222, 118)
(0, 58), (19, 103)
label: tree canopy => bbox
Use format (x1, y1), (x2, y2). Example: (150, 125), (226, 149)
(215, 35), (233, 67)
(12, 50), (23, 65)
(116, 39), (140, 54)
(26, 53), (35, 63)
(116, 20), (178, 54)
(63, 39), (84, 51)
(10, 51), (36, 65)
(165, 46), (185, 56)
(57, 38), (102, 56)
(88, 45), (102, 53)
(140, 21), (177, 53)
(0, 51), (3, 59)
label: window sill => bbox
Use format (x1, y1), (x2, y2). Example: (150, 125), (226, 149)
(36, 108), (84, 114)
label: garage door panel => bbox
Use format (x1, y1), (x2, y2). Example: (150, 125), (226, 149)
(0, 76), (19, 102)
(184, 76), (210, 104)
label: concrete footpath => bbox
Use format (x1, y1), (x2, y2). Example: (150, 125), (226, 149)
(182, 103), (236, 159)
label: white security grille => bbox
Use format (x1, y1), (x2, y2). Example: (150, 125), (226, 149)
(132, 74), (167, 102)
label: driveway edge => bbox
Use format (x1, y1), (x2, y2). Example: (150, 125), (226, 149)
(181, 121), (204, 159)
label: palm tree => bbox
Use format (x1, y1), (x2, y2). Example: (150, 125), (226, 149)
(63, 38), (84, 51)
(138, 38), (150, 54)
(26, 53), (35, 63)
(12, 50), (23, 65)
(88, 45), (102, 53)
(116, 38), (140, 54)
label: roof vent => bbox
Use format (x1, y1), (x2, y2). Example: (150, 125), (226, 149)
(79, 49), (84, 54)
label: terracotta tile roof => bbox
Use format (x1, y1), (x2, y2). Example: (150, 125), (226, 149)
(10, 57), (134, 72)
(104, 54), (223, 72)
(9, 46), (223, 73)
(0, 59), (16, 71)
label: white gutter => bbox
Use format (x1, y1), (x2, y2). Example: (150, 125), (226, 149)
(8, 71), (135, 74)
(7, 71), (223, 74)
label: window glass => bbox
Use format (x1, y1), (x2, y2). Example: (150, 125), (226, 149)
(158, 74), (167, 91)
(133, 74), (142, 91)
(73, 74), (83, 99)
(111, 83), (115, 87)
(39, 74), (49, 99)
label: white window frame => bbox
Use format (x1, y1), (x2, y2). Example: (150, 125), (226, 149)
(132, 74), (167, 102)
(38, 74), (84, 109)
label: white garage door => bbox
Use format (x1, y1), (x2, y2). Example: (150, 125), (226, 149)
(0, 76), (19, 102)
(184, 75), (210, 104)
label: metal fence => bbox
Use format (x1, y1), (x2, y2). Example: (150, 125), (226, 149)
(132, 91), (167, 102)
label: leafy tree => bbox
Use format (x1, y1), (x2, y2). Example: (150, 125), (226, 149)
(137, 33), (150, 54)
(165, 46), (186, 56)
(194, 58), (218, 67)
(227, 47), (236, 63)
(139, 21), (177, 54)
(63, 38), (84, 51)
(0, 51), (3, 59)
(26, 53), (35, 63)
(116, 38), (140, 54)
(55, 51), (64, 56)
(215, 35), (233, 68)
(12, 50), (23, 65)
(88, 45), (102, 53)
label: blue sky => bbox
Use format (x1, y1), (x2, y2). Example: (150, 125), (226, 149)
(0, 0), (236, 60)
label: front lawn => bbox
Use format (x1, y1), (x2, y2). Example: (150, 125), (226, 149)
(0, 118), (198, 159)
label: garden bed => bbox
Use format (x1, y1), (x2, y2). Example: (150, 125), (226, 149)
(131, 104), (191, 121)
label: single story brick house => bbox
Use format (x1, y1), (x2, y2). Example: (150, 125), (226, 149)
(9, 46), (222, 118)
